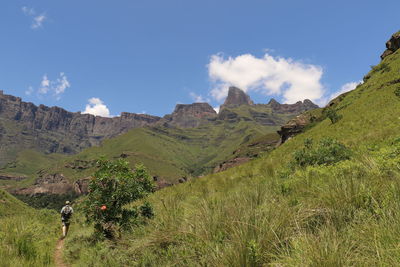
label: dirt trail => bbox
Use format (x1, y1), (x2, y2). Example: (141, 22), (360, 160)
(54, 238), (68, 267)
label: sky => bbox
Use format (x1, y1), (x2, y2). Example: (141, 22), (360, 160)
(0, 0), (399, 117)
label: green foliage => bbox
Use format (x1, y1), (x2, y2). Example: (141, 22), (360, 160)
(292, 138), (351, 167)
(140, 201), (155, 219)
(325, 108), (342, 124)
(15, 192), (79, 210)
(370, 62), (391, 73)
(395, 86), (400, 97)
(83, 159), (155, 238)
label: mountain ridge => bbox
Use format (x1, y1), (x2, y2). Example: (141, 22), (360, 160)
(0, 87), (318, 167)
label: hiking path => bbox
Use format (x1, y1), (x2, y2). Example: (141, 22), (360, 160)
(55, 238), (68, 267)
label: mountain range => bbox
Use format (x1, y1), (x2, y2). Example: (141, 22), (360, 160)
(0, 86), (317, 200)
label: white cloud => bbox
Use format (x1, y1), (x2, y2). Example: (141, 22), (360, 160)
(22, 6), (35, 16)
(213, 106), (220, 114)
(22, 6), (46, 29)
(32, 14), (46, 29)
(328, 81), (362, 102)
(25, 86), (34, 96)
(208, 53), (325, 104)
(82, 98), (112, 117)
(189, 92), (209, 103)
(37, 73), (70, 99)
(54, 73), (70, 96)
(39, 74), (50, 94)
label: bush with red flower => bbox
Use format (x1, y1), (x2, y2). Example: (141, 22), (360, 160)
(83, 159), (155, 238)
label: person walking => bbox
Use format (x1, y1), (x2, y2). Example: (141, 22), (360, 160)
(60, 201), (74, 238)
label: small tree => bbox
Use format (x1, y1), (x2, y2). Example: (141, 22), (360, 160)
(326, 109), (342, 124)
(83, 159), (155, 238)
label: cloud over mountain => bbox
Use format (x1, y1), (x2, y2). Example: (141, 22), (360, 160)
(82, 98), (111, 117)
(208, 53), (325, 104)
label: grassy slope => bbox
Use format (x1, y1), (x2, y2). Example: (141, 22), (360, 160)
(55, 120), (276, 181)
(0, 150), (66, 190)
(65, 48), (400, 266)
(0, 189), (59, 266)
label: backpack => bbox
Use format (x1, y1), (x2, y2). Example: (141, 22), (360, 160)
(62, 206), (72, 220)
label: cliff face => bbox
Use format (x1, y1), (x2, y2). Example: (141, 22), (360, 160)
(267, 98), (319, 114)
(163, 103), (217, 128)
(220, 87), (254, 109)
(0, 91), (161, 165)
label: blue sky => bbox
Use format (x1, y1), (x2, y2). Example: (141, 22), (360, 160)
(0, 0), (399, 117)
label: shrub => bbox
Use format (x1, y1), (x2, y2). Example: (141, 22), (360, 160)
(370, 63), (391, 73)
(292, 138), (352, 167)
(83, 159), (155, 238)
(325, 109), (342, 124)
(395, 87), (400, 97)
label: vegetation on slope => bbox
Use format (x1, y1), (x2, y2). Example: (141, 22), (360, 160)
(0, 189), (59, 266)
(49, 110), (283, 182)
(16, 117), (281, 185)
(0, 150), (66, 189)
(63, 46), (400, 265)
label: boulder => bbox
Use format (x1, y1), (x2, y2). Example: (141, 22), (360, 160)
(277, 114), (313, 144)
(381, 31), (400, 60)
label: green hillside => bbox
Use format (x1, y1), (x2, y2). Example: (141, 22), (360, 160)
(46, 118), (279, 182)
(63, 41), (400, 265)
(0, 189), (59, 266)
(0, 150), (66, 190)
(1, 102), (291, 191)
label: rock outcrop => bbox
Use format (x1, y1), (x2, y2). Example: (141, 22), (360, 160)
(277, 114), (314, 144)
(14, 173), (90, 196)
(267, 98), (319, 113)
(213, 157), (251, 173)
(163, 103), (217, 128)
(0, 174), (26, 181)
(220, 87), (254, 110)
(15, 173), (73, 195)
(381, 31), (400, 60)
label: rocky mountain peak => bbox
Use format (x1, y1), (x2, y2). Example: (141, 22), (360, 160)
(267, 98), (279, 105)
(172, 103), (216, 115)
(266, 98), (318, 113)
(381, 31), (400, 60)
(220, 87), (254, 109)
(163, 103), (217, 128)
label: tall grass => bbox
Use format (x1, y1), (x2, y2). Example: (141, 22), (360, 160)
(0, 190), (59, 267)
(63, 138), (400, 266)
(65, 95), (400, 266)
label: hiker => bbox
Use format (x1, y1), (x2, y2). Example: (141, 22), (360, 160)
(60, 201), (74, 238)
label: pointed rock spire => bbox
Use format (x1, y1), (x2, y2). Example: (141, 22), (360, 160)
(220, 87), (254, 110)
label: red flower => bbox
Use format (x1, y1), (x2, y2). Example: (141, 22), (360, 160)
(101, 205), (107, 211)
